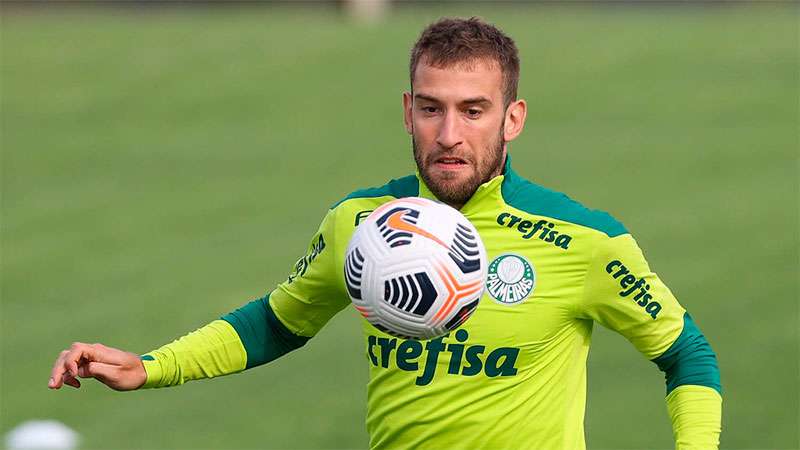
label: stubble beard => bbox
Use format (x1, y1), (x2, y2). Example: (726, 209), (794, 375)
(412, 129), (506, 208)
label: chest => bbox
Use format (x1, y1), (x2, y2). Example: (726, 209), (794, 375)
(465, 211), (592, 344)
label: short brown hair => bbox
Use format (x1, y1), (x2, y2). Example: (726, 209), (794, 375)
(409, 17), (520, 107)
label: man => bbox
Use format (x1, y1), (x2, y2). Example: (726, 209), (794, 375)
(49, 17), (722, 449)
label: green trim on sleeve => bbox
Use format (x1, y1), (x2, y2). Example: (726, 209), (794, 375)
(331, 175), (419, 209)
(500, 156), (627, 237)
(221, 294), (310, 369)
(653, 312), (722, 395)
(140, 354), (166, 389)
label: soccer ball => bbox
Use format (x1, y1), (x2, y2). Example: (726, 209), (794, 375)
(344, 197), (487, 340)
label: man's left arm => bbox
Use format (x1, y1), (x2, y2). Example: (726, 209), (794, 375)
(578, 232), (722, 449)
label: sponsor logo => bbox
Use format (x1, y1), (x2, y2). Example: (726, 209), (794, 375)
(486, 254), (535, 305)
(367, 328), (520, 386)
(605, 260), (662, 319)
(287, 234), (325, 283)
(496, 213), (572, 250)
(355, 210), (373, 226)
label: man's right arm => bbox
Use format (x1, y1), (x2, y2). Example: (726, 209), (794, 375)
(49, 206), (349, 391)
(139, 295), (310, 388)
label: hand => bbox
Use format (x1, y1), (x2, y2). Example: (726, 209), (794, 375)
(48, 342), (147, 391)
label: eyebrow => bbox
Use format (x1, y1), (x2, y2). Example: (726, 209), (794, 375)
(414, 93), (493, 106)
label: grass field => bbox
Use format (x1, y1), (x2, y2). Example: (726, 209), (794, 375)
(2, 4), (798, 449)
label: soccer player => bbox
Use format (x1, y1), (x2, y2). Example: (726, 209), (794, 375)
(49, 17), (722, 449)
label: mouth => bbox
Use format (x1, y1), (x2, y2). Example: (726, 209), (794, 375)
(432, 156), (470, 169)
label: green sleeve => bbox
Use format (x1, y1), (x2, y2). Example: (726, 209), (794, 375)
(139, 208), (350, 388)
(578, 233), (723, 447)
(268, 206), (351, 337)
(578, 233), (686, 359)
(578, 233), (721, 393)
(666, 385), (722, 449)
(221, 295), (309, 369)
(139, 295), (313, 388)
(140, 319), (248, 388)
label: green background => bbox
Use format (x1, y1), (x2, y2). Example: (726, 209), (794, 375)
(2, 4), (797, 449)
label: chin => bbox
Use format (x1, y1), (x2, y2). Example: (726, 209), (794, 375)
(430, 177), (477, 200)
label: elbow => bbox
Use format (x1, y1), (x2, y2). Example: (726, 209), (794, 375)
(653, 312), (721, 395)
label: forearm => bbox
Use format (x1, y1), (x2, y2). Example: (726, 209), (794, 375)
(653, 313), (723, 449)
(140, 320), (247, 388)
(140, 294), (309, 388)
(666, 385), (722, 450)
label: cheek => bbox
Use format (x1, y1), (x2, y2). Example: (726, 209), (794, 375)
(467, 123), (502, 150)
(412, 119), (439, 143)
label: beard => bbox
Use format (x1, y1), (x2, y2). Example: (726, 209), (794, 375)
(413, 129), (506, 208)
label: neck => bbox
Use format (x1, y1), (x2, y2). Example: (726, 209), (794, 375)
(448, 201), (465, 210)
(447, 151), (508, 211)
(493, 150), (508, 179)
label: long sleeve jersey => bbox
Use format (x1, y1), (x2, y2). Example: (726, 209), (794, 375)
(141, 156), (722, 449)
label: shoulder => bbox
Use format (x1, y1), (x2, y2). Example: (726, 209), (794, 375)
(501, 169), (628, 238)
(319, 175), (419, 247)
(330, 174), (419, 210)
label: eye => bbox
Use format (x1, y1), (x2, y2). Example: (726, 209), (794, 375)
(421, 106), (439, 114)
(466, 108), (482, 118)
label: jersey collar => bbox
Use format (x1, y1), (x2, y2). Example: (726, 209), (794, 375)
(415, 154), (514, 213)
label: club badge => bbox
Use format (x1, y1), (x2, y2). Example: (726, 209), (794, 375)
(486, 254), (535, 305)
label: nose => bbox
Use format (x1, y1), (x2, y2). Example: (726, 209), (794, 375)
(435, 110), (463, 150)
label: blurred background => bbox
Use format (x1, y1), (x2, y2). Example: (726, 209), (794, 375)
(1, 1), (797, 449)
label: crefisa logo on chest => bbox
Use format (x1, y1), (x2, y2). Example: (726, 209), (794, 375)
(485, 254), (535, 305)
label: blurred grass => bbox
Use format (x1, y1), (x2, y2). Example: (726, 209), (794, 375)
(1, 4), (798, 449)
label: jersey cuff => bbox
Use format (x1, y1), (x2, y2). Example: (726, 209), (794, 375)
(140, 352), (167, 389)
(666, 385), (722, 449)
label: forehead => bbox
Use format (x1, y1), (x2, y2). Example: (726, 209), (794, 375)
(412, 58), (503, 102)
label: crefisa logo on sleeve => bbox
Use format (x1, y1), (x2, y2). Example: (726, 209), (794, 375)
(486, 254), (535, 305)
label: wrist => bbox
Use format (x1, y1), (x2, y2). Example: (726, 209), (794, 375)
(139, 354), (164, 389)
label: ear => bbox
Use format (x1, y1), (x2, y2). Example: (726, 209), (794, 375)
(503, 99), (527, 142)
(402, 91), (413, 135)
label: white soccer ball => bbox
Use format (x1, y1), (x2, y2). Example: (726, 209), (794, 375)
(344, 197), (487, 339)
(5, 420), (79, 450)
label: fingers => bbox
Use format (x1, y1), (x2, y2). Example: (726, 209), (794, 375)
(49, 343), (144, 391)
(67, 358), (79, 379)
(49, 351), (67, 389)
(63, 373), (81, 389)
(49, 344), (85, 389)
(48, 342), (114, 389)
